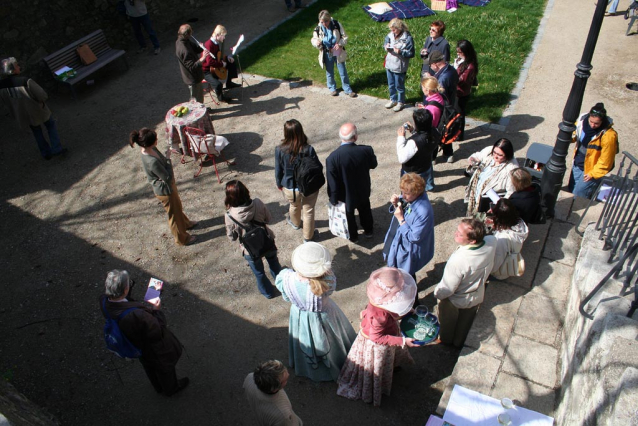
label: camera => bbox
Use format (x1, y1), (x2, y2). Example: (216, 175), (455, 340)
(403, 123), (410, 130)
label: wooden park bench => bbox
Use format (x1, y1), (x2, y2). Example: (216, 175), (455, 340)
(43, 29), (128, 99)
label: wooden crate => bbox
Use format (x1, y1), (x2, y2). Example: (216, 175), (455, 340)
(431, 0), (447, 11)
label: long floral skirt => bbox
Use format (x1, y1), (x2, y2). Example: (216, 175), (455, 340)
(336, 331), (414, 406)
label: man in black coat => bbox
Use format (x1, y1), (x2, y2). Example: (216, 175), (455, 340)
(175, 24), (208, 103)
(100, 270), (188, 396)
(326, 123), (378, 242)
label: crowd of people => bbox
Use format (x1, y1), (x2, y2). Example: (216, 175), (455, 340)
(0, 5), (621, 423)
(96, 9), (623, 423)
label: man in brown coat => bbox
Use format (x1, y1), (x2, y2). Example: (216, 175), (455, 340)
(0, 57), (67, 160)
(175, 24), (208, 103)
(100, 270), (188, 396)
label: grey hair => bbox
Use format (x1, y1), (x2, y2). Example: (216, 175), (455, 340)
(339, 125), (357, 142)
(105, 270), (130, 298)
(1, 57), (19, 76)
(253, 360), (286, 394)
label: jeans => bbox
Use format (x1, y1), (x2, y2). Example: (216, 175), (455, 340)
(324, 52), (352, 94)
(30, 117), (63, 158)
(244, 250), (282, 298)
(130, 14), (160, 49)
(386, 70), (406, 103)
(608, 0), (620, 13)
(568, 165), (600, 199)
(402, 168), (434, 191)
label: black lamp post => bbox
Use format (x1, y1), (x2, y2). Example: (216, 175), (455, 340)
(540, 0), (608, 217)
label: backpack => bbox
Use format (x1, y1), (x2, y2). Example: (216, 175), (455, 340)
(101, 298), (142, 359)
(427, 100), (463, 146)
(292, 149), (326, 200)
(227, 213), (277, 259)
(315, 19), (343, 40)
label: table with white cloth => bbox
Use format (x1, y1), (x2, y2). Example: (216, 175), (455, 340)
(441, 385), (554, 426)
(164, 101), (215, 155)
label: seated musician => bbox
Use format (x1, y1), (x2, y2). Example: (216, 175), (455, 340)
(202, 25), (240, 103)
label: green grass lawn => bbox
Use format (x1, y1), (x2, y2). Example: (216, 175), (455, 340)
(240, 0), (546, 122)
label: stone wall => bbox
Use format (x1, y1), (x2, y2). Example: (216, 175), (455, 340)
(555, 224), (638, 425)
(0, 0), (208, 84)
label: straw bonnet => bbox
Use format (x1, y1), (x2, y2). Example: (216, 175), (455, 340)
(366, 267), (416, 316)
(291, 242), (332, 278)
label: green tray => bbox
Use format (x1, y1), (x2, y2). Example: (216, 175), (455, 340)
(400, 312), (440, 345)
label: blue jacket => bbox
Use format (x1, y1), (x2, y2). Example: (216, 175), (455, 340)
(383, 192), (435, 275)
(275, 145), (317, 190)
(436, 63), (458, 107)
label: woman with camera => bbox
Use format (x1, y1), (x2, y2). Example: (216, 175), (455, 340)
(396, 109), (437, 191)
(420, 20), (450, 77)
(382, 173), (434, 285)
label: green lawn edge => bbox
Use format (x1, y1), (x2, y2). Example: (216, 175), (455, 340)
(239, 0), (546, 122)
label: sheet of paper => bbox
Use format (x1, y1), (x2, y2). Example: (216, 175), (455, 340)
(443, 385), (554, 426)
(54, 66), (73, 75)
(231, 34), (245, 55)
(424, 414), (445, 426)
(486, 188), (500, 204)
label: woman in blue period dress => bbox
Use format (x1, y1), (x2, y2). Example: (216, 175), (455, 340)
(383, 173), (435, 284)
(275, 242), (357, 382)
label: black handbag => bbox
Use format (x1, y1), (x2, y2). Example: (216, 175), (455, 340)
(226, 213), (277, 259)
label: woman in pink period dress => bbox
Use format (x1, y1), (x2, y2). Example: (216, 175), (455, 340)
(337, 267), (422, 406)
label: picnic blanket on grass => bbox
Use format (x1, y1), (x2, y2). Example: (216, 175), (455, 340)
(363, 0), (435, 22)
(459, 0), (490, 6)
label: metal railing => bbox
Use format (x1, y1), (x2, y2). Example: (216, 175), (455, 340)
(576, 151), (638, 319)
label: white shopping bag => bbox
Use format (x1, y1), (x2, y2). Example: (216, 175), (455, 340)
(328, 202), (350, 240)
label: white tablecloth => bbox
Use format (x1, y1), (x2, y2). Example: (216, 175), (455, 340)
(442, 385), (554, 426)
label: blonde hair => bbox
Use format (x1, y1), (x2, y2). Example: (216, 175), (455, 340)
(421, 76), (444, 95)
(308, 275), (330, 296)
(388, 18), (408, 33)
(213, 25), (227, 37)
(510, 167), (532, 191)
(400, 173), (425, 198)
(318, 10), (331, 22)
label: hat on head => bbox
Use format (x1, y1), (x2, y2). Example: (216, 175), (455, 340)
(428, 50), (446, 65)
(366, 267), (416, 316)
(291, 242), (332, 278)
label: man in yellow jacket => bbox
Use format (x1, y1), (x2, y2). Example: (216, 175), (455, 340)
(568, 102), (619, 199)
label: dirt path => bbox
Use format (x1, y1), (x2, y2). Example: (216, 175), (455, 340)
(0, 0), (636, 424)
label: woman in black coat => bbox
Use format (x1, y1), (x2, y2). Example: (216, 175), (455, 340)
(509, 168), (542, 224)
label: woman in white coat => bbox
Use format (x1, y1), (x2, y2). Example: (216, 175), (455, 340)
(465, 138), (519, 216)
(311, 10), (356, 97)
(488, 199), (529, 280)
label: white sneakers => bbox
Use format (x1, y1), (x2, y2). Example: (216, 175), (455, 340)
(384, 101), (403, 112)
